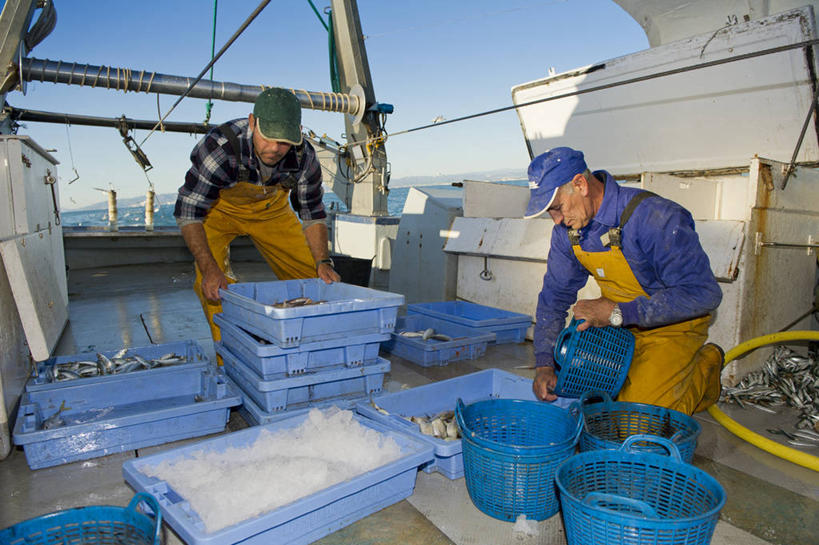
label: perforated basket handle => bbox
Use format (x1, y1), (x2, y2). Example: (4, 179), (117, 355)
(583, 492), (658, 519)
(455, 398), (468, 436)
(579, 390), (614, 407)
(128, 492), (162, 545)
(621, 434), (683, 463)
(568, 401), (585, 444)
(553, 318), (581, 370)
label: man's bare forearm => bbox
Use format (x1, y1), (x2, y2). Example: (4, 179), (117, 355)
(303, 222), (330, 266)
(180, 223), (219, 274)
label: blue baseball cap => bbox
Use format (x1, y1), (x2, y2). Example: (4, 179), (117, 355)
(524, 147), (587, 219)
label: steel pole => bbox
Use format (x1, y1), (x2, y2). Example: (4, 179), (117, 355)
(20, 57), (362, 116)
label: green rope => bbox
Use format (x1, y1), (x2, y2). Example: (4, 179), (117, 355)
(204, 0), (218, 124)
(327, 10), (341, 93)
(306, 0), (328, 31)
(306, 1), (341, 93)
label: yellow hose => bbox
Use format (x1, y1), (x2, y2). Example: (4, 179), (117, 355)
(707, 330), (819, 472)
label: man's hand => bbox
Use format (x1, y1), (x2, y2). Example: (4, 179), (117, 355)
(201, 266), (228, 301)
(317, 262), (341, 284)
(572, 297), (617, 331)
(533, 366), (558, 401)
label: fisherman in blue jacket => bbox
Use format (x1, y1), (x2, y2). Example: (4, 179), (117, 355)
(526, 147), (723, 414)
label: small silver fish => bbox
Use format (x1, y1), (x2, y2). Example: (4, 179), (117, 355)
(42, 401), (70, 430)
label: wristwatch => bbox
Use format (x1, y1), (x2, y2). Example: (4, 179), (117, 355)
(609, 304), (623, 327)
(318, 258), (335, 268)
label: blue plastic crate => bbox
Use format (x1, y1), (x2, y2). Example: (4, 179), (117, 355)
(556, 435), (725, 545)
(220, 279), (404, 348)
(553, 318), (635, 398)
(214, 314), (387, 378)
(217, 342), (388, 413)
(355, 369), (574, 479)
(407, 301), (531, 344)
(381, 315), (495, 367)
(233, 378), (362, 426)
(27, 340), (210, 392)
(12, 366), (241, 470)
(122, 412), (435, 545)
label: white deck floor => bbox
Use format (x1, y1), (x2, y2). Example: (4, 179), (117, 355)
(2, 262), (817, 545)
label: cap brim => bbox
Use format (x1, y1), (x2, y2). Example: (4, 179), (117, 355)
(524, 187), (558, 219)
(257, 121), (303, 146)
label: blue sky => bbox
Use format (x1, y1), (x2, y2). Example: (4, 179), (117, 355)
(10, 0), (648, 208)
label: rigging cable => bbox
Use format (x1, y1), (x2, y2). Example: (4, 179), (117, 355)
(204, 0), (219, 125)
(305, 0), (341, 93)
(139, 0), (272, 147)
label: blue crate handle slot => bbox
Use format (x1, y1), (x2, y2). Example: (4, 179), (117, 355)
(128, 492), (163, 545)
(621, 434), (683, 463)
(552, 319), (582, 370)
(582, 492), (659, 519)
(578, 390), (614, 407)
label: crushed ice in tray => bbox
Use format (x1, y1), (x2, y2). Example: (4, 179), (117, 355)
(140, 407), (402, 533)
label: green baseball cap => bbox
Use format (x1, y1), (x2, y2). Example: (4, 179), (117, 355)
(253, 88), (303, 145)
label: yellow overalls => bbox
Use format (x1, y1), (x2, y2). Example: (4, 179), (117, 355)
(571, 236), (722, 415)
(194, 182), (317, 342)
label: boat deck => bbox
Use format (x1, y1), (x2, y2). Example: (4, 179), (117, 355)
(2, 262), (817, 545)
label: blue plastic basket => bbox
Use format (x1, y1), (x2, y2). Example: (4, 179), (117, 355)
(455, 398), (582, 521)
(553, 318), (635, 398)
(556, 435), (725, 545)
(579, 391), (701, 464)
(0, 493), (161, 545)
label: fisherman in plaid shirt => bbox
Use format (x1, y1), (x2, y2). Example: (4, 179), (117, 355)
(174, 88), (340, 343)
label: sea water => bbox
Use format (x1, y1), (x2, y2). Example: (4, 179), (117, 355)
(62, 186), (422, 227)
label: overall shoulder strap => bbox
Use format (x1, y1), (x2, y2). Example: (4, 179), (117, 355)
(603, 190), (659, 248)
(217, 122), (250, 182)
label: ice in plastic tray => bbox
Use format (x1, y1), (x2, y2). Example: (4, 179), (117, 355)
(214, 313), (387, 378)
(27, 340), (210, 392)
(13, 366), (240, 469)
(217, 342), (389, 413)
(122, 412), (434, 545)
(407, 301), (532, 344)
(219, 279), (404, 348)
(356, 369), (552, 479)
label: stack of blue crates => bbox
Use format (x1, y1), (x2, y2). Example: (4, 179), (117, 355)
(215, 279), (404, 425)
(13, 340), (241, 469)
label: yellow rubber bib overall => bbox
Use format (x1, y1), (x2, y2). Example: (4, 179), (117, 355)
(570, 211), (720, 414)
(194, 182), (317, 342)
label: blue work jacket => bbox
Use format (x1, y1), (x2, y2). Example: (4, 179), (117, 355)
(534, 171), (722, 368)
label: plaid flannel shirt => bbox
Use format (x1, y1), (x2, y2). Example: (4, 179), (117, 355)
(174, 118), (326, 225)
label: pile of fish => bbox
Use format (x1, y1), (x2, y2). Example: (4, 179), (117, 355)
(408, 411), (461, 441)
(369, 401), (461, 440)
(722, 346), (819, 434)
(272, 297), (327, 309)
(44, 349), (188, 383)
(398, 328), (454, 342)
